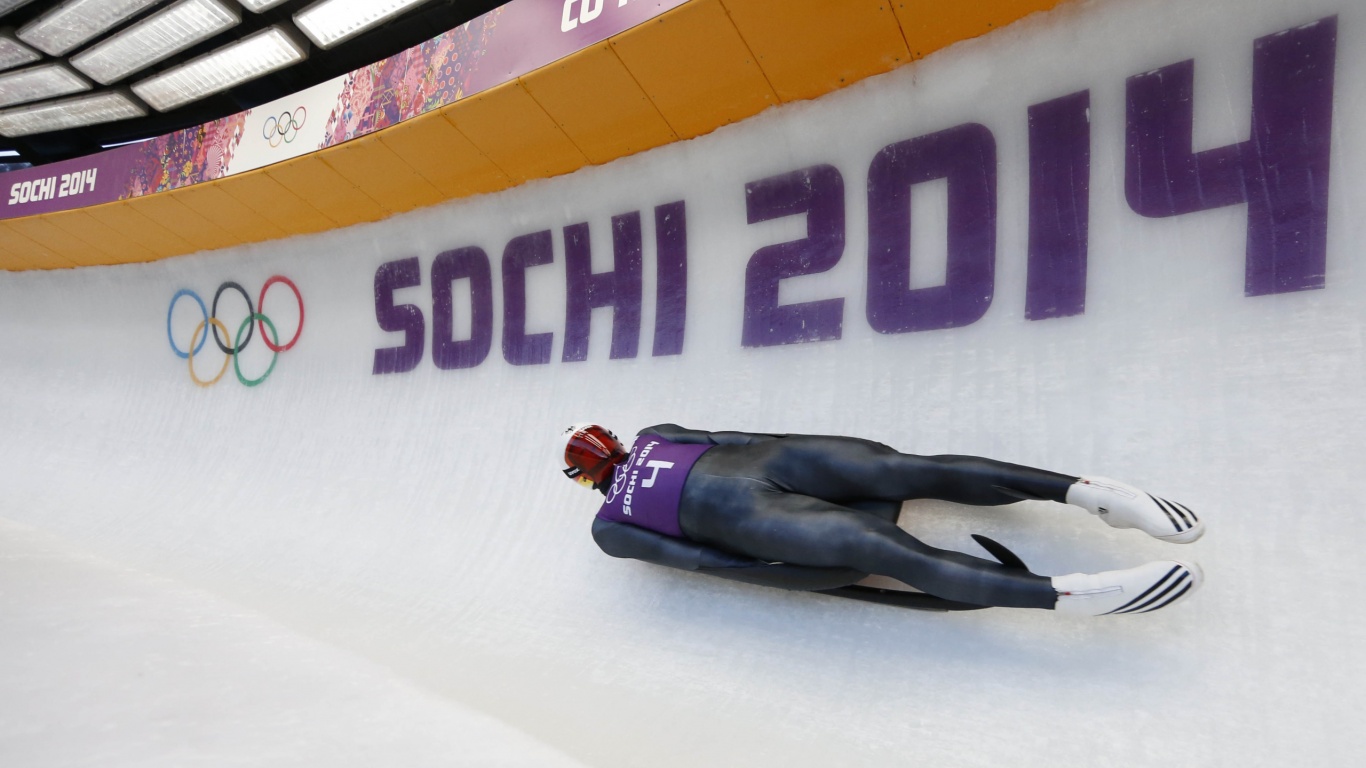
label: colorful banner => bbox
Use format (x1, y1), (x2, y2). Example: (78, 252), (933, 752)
(0, 0), (687, 220)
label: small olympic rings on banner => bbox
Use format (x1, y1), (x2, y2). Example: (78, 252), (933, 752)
(263, 106), (306, 148)
(168, 276), (304, 388)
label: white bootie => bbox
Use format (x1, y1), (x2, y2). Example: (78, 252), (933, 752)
(1053, 560), (1203, 616)
(1066, 477), (1204, 543)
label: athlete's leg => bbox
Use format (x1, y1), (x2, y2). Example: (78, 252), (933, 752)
(745, 436), (1078, 506)
(843, 498), (903, 524)
(680, 491), (1058, 609)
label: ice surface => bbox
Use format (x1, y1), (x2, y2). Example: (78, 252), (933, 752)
(2, 0), (1365, 764)
(0, 519), (587, 767)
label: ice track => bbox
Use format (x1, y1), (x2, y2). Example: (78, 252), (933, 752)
(2, 0), (1364, 764)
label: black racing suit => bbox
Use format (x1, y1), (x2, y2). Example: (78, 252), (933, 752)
(591, 424), (1078, 610)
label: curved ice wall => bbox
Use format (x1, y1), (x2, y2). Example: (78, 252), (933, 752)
(2, 0), (1362, 764)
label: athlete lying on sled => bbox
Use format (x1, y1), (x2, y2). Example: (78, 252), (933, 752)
(560, 424), (1204, 616)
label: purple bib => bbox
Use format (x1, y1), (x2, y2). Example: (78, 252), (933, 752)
(596, 437), (711, 538)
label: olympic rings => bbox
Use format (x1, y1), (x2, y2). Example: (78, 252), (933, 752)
(258, 275), (304, 351)
(263, 106), (306, 148)
(234, 313), (278, 388)
(211, 281), (253, 354)
(188, 318), (232, 387)
(167, 276), (304, 388)
(167, 289), (208, 359)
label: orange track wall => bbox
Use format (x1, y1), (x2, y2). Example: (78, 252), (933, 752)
(0, 0), (1065, 271)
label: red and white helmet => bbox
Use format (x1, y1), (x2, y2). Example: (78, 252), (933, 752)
(560, 423), (628, 488)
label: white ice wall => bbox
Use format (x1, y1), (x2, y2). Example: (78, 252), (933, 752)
(2, 0), (1363, 764)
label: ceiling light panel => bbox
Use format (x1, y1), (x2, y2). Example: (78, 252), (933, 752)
(293, 0), (434, 50)
(0, 90), (145, 136)
(18, 0), (168, 57)
(0, 63), (92, 108)
(131, 25), (306, 111)
(71, 0), (241, 85)
(0, 31), (42, 72)
(0, 0), (40, 16)
(235, 0), (289, 11)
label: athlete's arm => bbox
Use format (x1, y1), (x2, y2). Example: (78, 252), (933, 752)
(638, 423), (785, 446)
(592, 517), (716, 570)
(592, 518), (866, 591)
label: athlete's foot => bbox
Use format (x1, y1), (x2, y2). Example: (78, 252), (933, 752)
(1065, 477), (1204, 543)
(1052, 560), (1203, 616)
